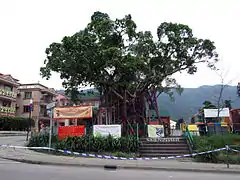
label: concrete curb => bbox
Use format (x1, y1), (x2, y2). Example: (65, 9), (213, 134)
(1, 156), (240, 174)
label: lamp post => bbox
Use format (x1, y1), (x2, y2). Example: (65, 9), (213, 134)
(26, 99), (33, 141)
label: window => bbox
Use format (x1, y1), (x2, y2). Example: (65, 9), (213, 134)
(40, 105), (46, 114)
(24, 92), (32, 99)
(4, 86), (12, 91)
(23, 106), (30, 113)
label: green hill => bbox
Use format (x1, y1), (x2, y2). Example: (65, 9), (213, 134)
(158, 85), (240, 120)
(57, 85), (240, 121)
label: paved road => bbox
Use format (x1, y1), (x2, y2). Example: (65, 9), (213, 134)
(0, 135), (26, 146)
(0, 162), (239, 180)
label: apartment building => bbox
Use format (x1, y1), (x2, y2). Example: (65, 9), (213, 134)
(56, 89), (100, 107)
(54, 93), (72, 127)
(56, 93), (72, 107)
(78, 89), (100, 107)
(16, 83), (57, 130)
(0, 73), (19, 117)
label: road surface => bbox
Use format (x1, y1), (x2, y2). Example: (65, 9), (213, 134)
(0, 135), (26, 146)
(1, 135), (239, 180)
(0, 160), (239, 180)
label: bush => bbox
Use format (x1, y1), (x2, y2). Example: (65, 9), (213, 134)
(28, 134), (139, 154)
(193, 134), (240, 163)
(0, 116), (34, 131)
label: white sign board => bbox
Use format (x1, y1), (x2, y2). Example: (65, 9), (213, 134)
(204, 108), (230, 118)
(148, 125), (164, 138)
(93, 125), (121, 138)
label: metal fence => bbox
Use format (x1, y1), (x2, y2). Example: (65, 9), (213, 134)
(49, 123), (240, 138)
(122, 124), (148, 137)
(84, 124), (181, 138)
(197, 123), (240, 136)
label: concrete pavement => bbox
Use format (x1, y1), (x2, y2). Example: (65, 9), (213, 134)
(0, 147), (240, 174)
(0, 135), (27, 146)
(0, 136), (240, 174)
(0, 131), (27, 136)
(1, 161), (240, 180)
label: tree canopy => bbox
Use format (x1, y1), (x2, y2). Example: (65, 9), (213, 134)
(40, 11), (218, 102)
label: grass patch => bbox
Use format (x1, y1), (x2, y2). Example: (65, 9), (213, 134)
(193, 134), (240, 164)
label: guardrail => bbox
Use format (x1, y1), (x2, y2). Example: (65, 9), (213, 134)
(184, 126), (194, 149)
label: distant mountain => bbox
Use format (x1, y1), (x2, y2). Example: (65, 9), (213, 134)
(158, 85), (240, 120)
(57, 85), (240, 121)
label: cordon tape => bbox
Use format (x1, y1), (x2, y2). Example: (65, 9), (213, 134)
(0, 145), (239, 160)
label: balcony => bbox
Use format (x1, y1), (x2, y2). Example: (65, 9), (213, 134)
(0, 89), (17, 99)
(40, 98), (54, 105)
(41, 88), (57, 96)
(0, 106), (15, 114)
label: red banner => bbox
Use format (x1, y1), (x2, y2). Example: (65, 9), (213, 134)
(58, 125), (85, 139)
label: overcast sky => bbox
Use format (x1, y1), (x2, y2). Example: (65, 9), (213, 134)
(0, 0), (239, 90)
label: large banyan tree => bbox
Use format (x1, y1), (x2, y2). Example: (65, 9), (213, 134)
(40, 11), (218, 125)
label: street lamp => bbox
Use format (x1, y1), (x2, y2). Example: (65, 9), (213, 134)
(26, 99), (33, 141)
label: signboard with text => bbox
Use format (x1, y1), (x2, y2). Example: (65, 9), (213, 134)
(54, 106), (92, 119)
(204, 108), (230, 118)
(58, 125), (85, 139)
(93, 125), (121, 138)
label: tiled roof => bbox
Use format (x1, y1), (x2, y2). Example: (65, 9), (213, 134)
(0, 73), (19, 81)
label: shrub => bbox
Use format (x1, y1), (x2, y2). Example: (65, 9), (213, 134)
(193, 134), (240, 163)
(27, 134), (58, 147)
(28, 134), (139, 154)
(0, 116), (34, 131)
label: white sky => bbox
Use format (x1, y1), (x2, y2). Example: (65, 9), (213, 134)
(0, 0), (239, 90)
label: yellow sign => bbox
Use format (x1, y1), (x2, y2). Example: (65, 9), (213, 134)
(181, 123), (186, 132)
(188, 124), (198, 131)
(221, 122), (228, 127)
(54, 106), (92, 119)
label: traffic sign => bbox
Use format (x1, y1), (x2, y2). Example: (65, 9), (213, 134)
(29, 104), (33, 111)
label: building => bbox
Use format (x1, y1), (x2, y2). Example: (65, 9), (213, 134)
(55, 93), (72, 107)
(57, 88), (100, 107)
(55, 93), (72, 127)
(55, 89), (100, 126)
(230, 108), (240, 133)
(0, 73), (19, 117)
(78, 89), (100, 107)
(16, 83), (57, 130)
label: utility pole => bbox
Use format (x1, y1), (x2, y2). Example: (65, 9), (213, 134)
(47, 102), (56, 150)
(26, 99), (33, 141)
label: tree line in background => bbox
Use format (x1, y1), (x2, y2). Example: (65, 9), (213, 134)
(0, 116), (34, 131)
(40, 11), (218, 125)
